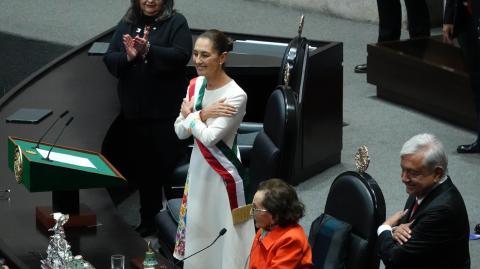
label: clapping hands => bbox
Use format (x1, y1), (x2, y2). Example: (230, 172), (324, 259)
(123, 26), (150, 61)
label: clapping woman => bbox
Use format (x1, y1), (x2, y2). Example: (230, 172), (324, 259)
(103, 0), (192, 236)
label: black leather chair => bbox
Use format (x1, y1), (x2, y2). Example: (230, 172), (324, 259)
(236, 33), (309, 167)
(309, 171), (386, 269)
(155, 86), (298, 255)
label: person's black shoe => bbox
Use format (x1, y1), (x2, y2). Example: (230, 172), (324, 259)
(135, 222), (157, 237)
(354, 64), (367, 73)
(457, 141), (480, 153)
(475, 223), (480, 234)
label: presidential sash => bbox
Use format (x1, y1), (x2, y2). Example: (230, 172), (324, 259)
(188, 77), (252, 224)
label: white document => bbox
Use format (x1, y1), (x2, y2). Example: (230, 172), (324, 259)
(37, 148), (96, 169)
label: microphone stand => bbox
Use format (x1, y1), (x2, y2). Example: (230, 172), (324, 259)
(44, 116), (74, 161)
(173, 228), (227, 267)
(35, 110), (69, 148)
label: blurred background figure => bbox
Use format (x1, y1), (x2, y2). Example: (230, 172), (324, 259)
(354, 0), (431, 73)
(444, 0), (480, 153)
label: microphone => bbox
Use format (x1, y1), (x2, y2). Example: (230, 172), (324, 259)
(44, 116), (74, 161)
(35, 110), (69, 148)
(174, 228), (227, 267)
(0, 189), (11, 201)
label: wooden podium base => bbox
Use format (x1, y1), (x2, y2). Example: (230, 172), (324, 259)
(35, 204), (97, 229)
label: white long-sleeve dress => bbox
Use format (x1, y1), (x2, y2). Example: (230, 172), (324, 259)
(173, 76), (255, 269)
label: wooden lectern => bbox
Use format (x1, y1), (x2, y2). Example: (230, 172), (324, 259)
(7, 136), (126, 229)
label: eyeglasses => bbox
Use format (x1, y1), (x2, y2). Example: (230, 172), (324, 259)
(250, 206), (268, 216)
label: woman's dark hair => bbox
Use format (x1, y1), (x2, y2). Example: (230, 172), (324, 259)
(258, 178), (305, 228)
(123, 0), (175, 24)
(198, 29), (234, 54)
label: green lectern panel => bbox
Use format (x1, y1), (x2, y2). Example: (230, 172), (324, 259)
(8, 137), (126, 192)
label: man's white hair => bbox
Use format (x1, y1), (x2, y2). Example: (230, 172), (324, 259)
(400, 133), (448, 175)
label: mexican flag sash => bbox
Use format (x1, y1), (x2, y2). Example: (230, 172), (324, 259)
(187, 77), (252, 224)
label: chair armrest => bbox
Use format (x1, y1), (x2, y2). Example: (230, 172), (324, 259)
(238, 122), (263, 134)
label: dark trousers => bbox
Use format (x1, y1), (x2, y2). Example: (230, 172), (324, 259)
(458, 12), (480, 138)
(102, 114), (187, 222)
(377, 0), (431, 42)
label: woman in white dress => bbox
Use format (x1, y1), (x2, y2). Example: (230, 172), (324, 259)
(173, 29), (255, 269)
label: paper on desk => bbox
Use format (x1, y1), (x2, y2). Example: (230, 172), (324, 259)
(37, 148), (96, 169)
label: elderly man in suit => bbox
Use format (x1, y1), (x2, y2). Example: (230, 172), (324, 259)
(444, 0), (480, 153)
(377, 133), (470, 269)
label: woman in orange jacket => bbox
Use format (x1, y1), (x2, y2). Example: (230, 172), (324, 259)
(248, 178), (313, 269)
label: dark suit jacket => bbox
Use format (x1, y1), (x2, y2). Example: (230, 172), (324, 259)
(377, 177), (470, 269)
(444, 0), (480, 38)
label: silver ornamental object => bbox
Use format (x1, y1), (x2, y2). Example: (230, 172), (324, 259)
(355, 145), (370, 173)
(13, 145), (23, 183)
(298, 14), (305, 37)
(283, 63), (291, 86)
(41, 212), (95, 269)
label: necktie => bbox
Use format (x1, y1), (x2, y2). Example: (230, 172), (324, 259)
(467, 0), (473, 15)
(409, 199), (419, 221)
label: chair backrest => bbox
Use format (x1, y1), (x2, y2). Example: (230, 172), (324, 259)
(278, 36), (309, 102)
(248, 86), (298, 196)
(310, 171), (386, 269)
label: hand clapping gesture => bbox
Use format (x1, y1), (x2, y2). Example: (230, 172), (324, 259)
(442, 24), (454, 45)
(123, 26), (150, 61)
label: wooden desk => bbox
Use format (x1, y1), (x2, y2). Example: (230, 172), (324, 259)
(367, 37), (475, 130)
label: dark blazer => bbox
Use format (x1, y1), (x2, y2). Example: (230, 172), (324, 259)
(104, 13), (192, 120)
(444, 0), (480, 38)
(377, 177), (470, 269)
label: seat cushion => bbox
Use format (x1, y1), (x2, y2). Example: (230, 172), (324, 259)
(309, 213), (351, 269)
(154, 198), (182, 249)
(168, 163), (189, 199)
(166, 198), (182, 224)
